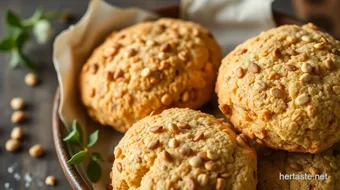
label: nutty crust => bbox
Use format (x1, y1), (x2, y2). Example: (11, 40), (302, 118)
(216, 23), (340, 153)
(111, 108), (257, 189)
(80, 18), (221, 132)
(257, 144), (340, 190)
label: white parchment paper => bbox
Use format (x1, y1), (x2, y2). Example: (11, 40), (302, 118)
(53, 0), (275, 188)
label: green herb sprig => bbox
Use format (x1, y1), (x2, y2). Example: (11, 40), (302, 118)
(0, 8), (64, 71)
(63, 120), (103, 183)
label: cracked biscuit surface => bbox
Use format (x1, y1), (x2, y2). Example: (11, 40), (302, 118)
(216, 23), (340, 153)
(257, 144), (340, 190)
(79, 18), (221, 132)
(111, 108), (257, 189)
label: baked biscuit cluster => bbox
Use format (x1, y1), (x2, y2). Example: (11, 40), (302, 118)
(111, 108), (257, 189)
(80, 18), (221, 132)
(216, 23), (340, 154)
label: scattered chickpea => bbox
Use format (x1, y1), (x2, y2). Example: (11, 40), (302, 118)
(11, 111), (25, 124)
(10, 97), (25, 110)
(29, 144), (44, 157)
(11, 127), (23, 140)
(5, 139), (20, 152)
(25, 73), (39, 86)
(45, 176), (56, 186)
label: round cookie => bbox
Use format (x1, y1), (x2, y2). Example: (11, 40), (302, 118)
(111, 108), (257, 189)
(216, 23), (340, 153)
(80, 18), (221, 132)
(257, 144), (340, 190)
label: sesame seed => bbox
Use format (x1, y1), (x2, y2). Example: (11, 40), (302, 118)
(301, 63), (313, 73)
(207, 150), (219, 160)
(216, 178), (226, 190)
(324, 59), (335, 70)
(181, 91), (190, 102)
(285, 64), (297, 71)
(176, 122), (190, 129)
(254, 80), (266, 91)
(270, 88), (284, 98)
(236, 67), (245, 78)
(290, 163), (303, 171)
(141, 68), (151, 77)
(189, 156), (202, 167)
(313, 43), (324, 49)
(146, 40), (156, 47)
(116, 162), (122, 172)
(185, 177), (197, 190)
(286, 36), (297, 44)
(160, 43), (171, 52)
(148, 126), (163, 133)
(179, 146), (192, 156)
(204, 161), (216, 171)
(167, 123), (180, 133)
(197, 174), (208, 186)
(115, 147), (122, 157)
(301, 35), (312, 42)
(299, 73), (312, 83)
(295, 93), (310, 105)
(161, 94), (172, 106)
(193, 132), (204, 142)
(220, 173), (232, 178)
(178, 51), (189, 61)
(147, 139), (160, 149)
(236, 135), (247, 147)
(197, 151), (209, 161)
(308, 167), (319, 176)
(161, 150), (172, 162)
(249, 63), (261, 73)
(168, 138), (178, 148)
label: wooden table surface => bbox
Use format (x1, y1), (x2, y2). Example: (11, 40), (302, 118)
(0, 1), (178, 189)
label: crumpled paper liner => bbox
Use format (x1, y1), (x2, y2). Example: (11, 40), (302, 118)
(53, 0), (275, 188)
(53, 0), (157, 188)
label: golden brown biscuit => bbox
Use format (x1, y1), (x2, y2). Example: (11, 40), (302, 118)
(257, 144), (340, 190)
(111, 108), (257, 189)
(216, 23), (340, 153)
(80, 18), (221, 132)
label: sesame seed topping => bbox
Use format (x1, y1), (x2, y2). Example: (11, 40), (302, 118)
(90, 64), (98, 74)
(161, 94), (172, 106)
(308, 167), (319, 176)
(301, 35), (312, 42)
(286, 36), (297, 44)
(193, 132), (204, 142)
(189, 156), (202, 167)
(299, 73), (312, 83)
(285, 64), (297, 71)
(116, 162), (122, 172)
(149, 126), (163, 133)
(207, 150), (219, 160)
(216, 178), (226, 190)
(147, 139), (160, 149)
(289, 163), (303, 171)
(249, 62), (261, 73)
(324, 59), (335, 70)
(161, 150), (172, 162)
(204, 161), (216, 171)
(197, 174), (208, 186)
(254, 80), (266, 91)
(295, 93), (310, 105)
(197, 151), (209, 161)
(168, 138), (178, 148)
(176, 122), (190, 129)
(185, 177), (197, 190)
(181, 91), (190, 102)
(141, 68), (151, 77)
(179, 146), (192, 156)
(313, 43), (324, 49)
(270, 88), (284, 98)
(167, 123), (180, 133)
(236, 67), (245, 78)
(301, 63), (313, 73)
(125, 48), (137, 57)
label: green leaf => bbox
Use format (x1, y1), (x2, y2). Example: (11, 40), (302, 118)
(86, 159), (101, 183)
(15, 31), (29, 50)
(63, 130), (81, 145)
(87, 130), (99, 147)
(72, 120), (83, 144)
(6, 10), (22, 28)
(91, 152), (104, 162)
(0, 36), (15, 51)
(9, 50), (21, 68)
(19, 52), (37, 72)
(67, 150), (87, 164)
